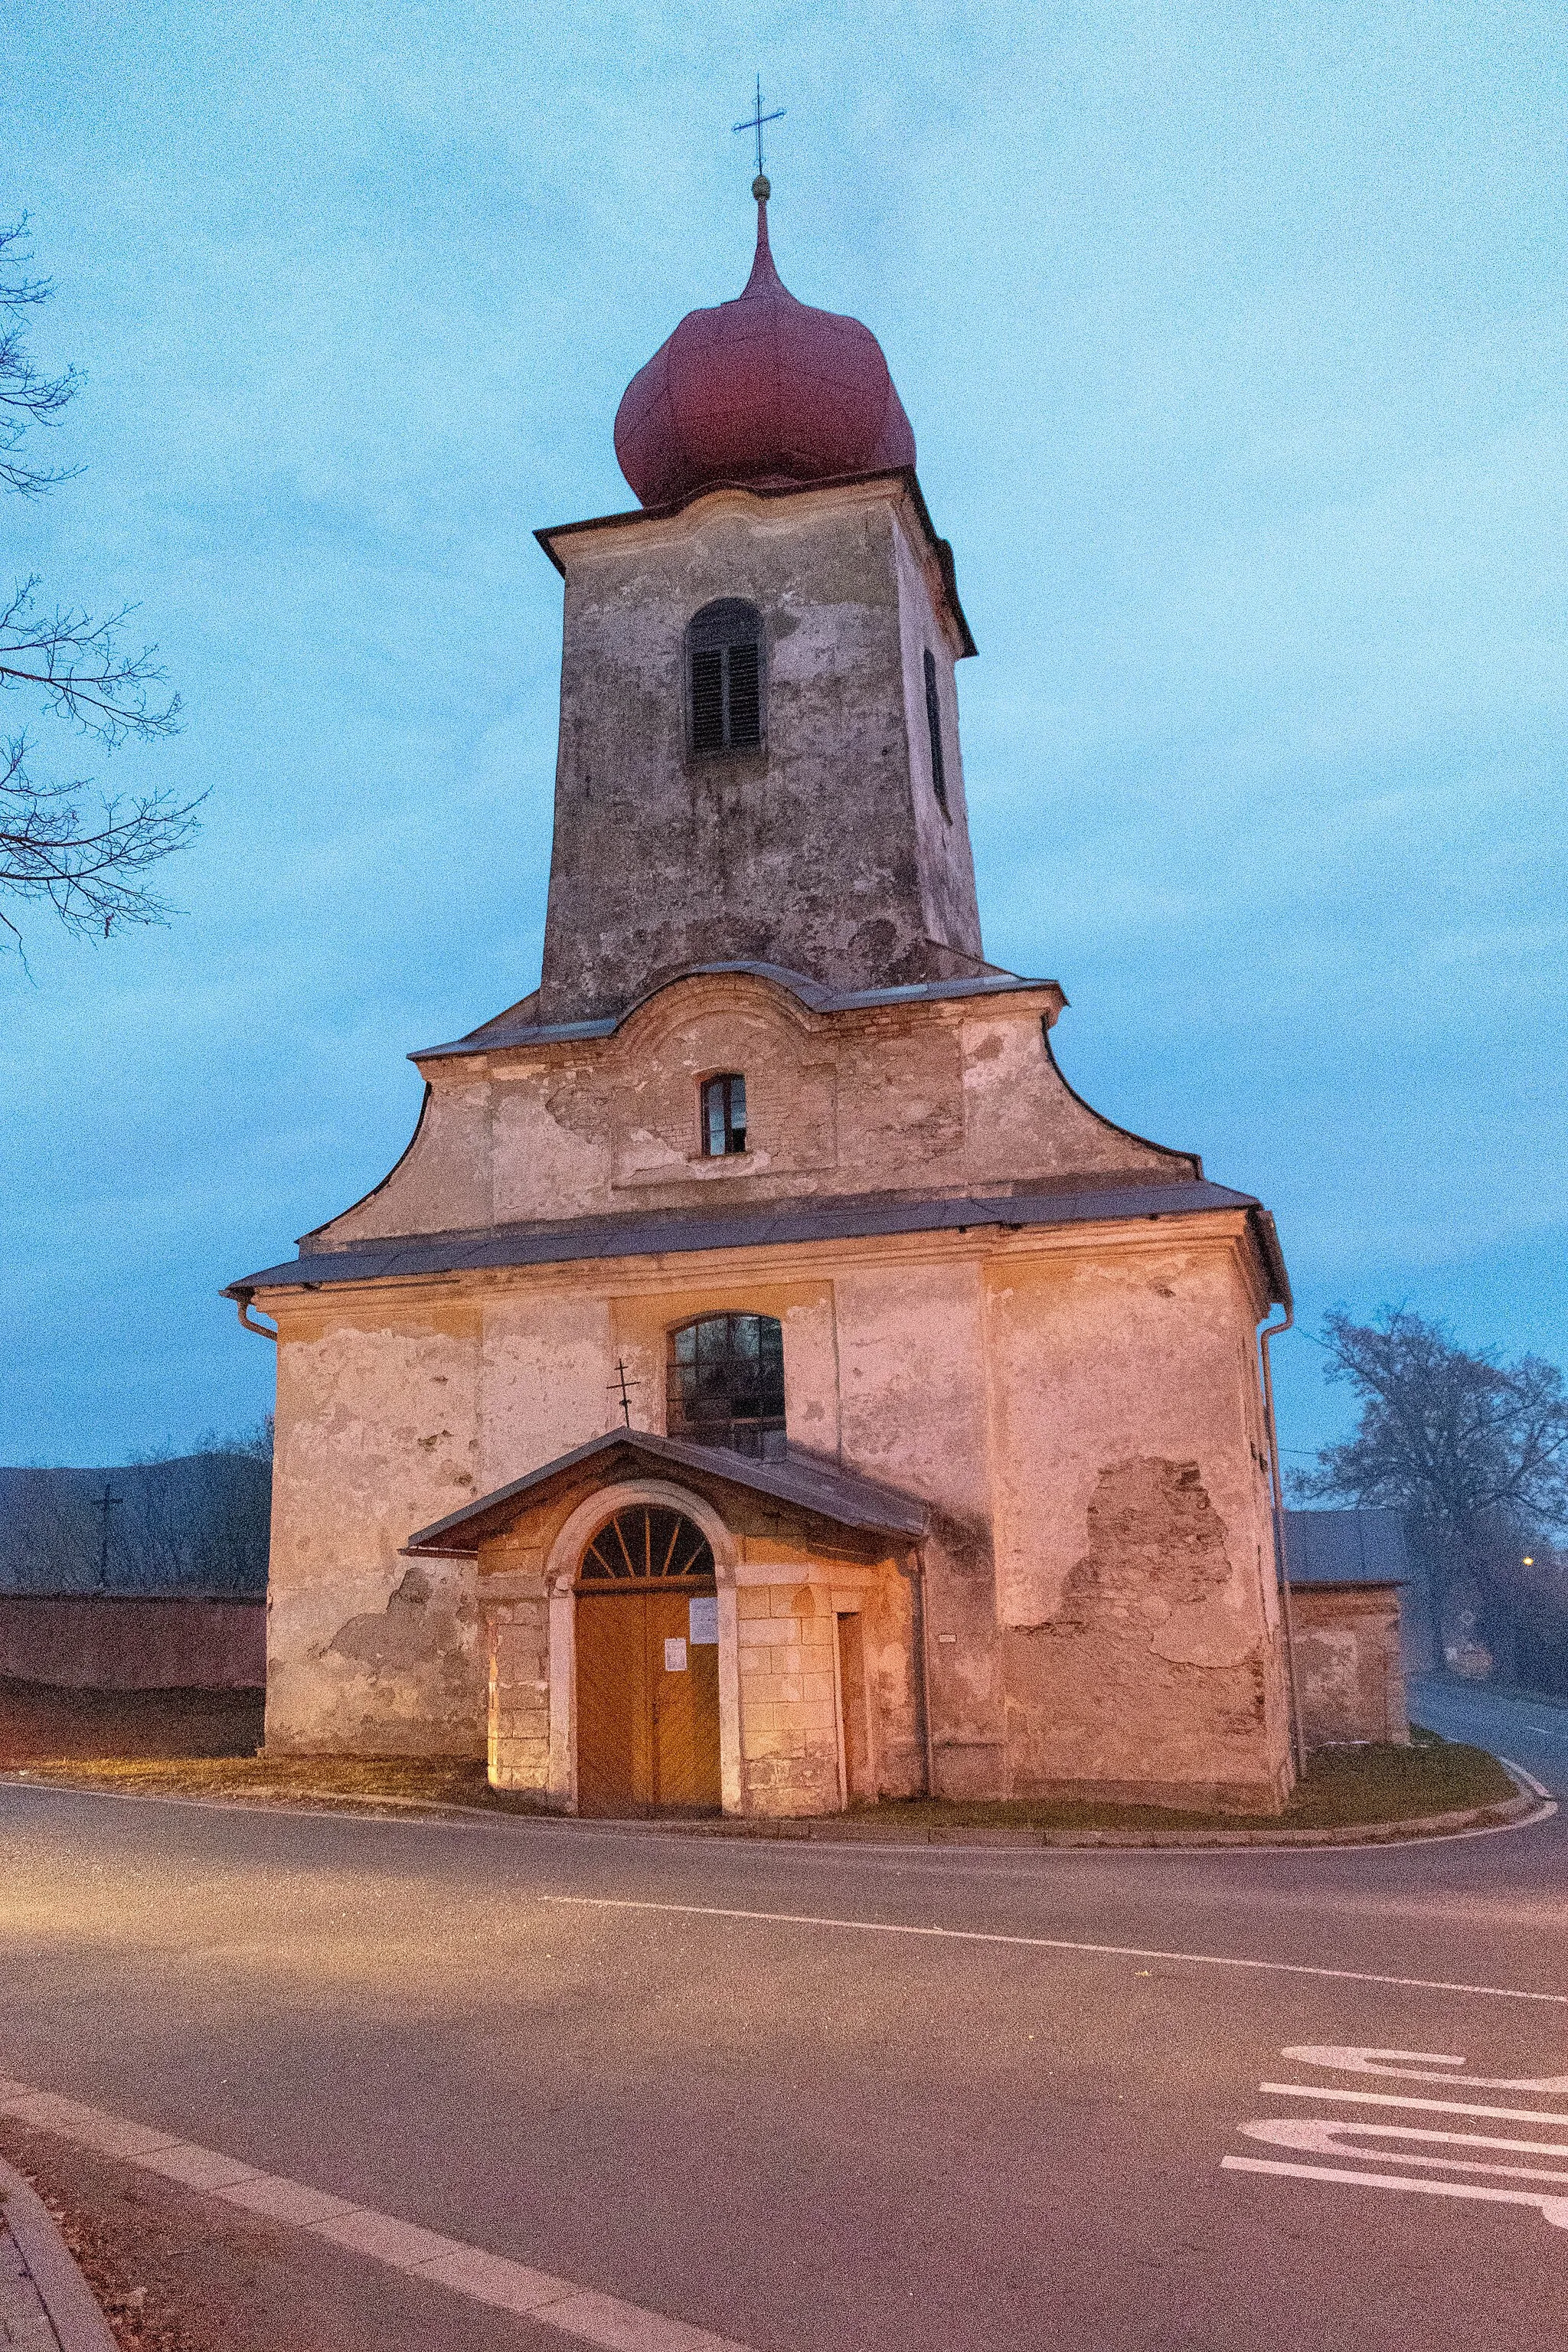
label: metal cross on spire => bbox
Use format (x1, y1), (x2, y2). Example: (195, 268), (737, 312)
(733, 75), (786, 180)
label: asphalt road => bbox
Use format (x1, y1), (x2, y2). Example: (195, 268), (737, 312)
(2, 1693), (1565, 2352)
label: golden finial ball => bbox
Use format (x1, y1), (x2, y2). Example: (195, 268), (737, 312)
(753, 173), (771, 201)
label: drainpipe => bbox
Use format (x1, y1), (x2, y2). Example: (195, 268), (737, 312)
(234, 1287), (278, 1342)
(1259, 1308), (1307, 1779)
(897, 1546), (936, 1798)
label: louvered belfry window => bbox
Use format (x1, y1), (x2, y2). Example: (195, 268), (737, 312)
(688, 599), (764, 754)
(923, 648), (952, 820)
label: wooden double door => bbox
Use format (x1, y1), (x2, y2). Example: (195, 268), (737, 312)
(575, 1586), (722, 1817)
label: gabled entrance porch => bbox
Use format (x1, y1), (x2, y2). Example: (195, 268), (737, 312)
(403, 1431), (930, 1819)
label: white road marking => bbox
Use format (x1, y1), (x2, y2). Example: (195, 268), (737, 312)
(1261, 2082), (1568, 2126)
(1498, 1758), (1556, 1796)
(544, 1895), (1568, 2005)
(1283, 2043), (1568, 2092)
(1221, 2154), (1568, 2226)
(1226, 2044), (1568, 2236)
(0, 2077), (759, 2352)
(1239, 2115), (1568, 2181)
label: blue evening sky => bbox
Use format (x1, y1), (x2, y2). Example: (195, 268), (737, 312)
(3, 2), (1564, 1477)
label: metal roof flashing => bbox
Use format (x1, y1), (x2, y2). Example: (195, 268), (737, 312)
(410, 960), (1060, 1063)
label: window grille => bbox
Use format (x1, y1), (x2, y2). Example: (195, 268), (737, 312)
(667, 1313), (787, 1460)
(577, 1505), (716, 1584)
(701, 1073), (747, 1158)
(923, 647), (951, 820)
(689, 599), (765, 754)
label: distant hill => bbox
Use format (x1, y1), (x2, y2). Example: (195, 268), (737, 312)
(0, 1452), (270, 1596)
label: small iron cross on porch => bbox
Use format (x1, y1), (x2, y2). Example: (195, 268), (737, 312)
(733, 76), (786, 179)
(609, 1359), (641, 1429)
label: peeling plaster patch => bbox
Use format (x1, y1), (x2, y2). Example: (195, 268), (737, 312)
(328, 1563), (474, 1677)
(1003, 1454), (1274, 1795)
(1050, 1458), (1252, 1670)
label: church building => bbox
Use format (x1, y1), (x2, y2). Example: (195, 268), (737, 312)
(229, 177), (1297, 1818)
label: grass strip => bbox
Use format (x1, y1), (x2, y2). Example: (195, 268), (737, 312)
(0, 1726), (1518, 1833)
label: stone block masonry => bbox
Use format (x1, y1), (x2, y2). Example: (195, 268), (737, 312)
(736, 1582), (842, 1815)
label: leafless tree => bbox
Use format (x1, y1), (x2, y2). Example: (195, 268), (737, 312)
(0, 1420), (272, 1595)
(1295, 1307), (1568, 1685)
(1, 217), (197, 956)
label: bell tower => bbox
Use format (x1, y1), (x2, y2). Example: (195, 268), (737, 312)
(534, 185), (988, 1025)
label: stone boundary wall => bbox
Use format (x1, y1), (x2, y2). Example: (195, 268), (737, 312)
(0, 1595), (266, 1690)
(1292, 1582), (1408, 1747)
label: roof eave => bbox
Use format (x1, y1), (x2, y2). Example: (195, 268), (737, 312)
(403, 1430), (929, 1556)
(534, 466), (977, 658)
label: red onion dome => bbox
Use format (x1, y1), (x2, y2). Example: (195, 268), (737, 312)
(614, 179), (916, 510)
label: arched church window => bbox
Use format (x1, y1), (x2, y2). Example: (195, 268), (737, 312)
(701, 1072), (747, 1158)
(667, 1312), (786, 1460)
(923, 647), (951, 822)
(688, 599), (764, 754)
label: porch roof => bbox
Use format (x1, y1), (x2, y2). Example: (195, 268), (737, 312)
(403, 1430), (929, 1557)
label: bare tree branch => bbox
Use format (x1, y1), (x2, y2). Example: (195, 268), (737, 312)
(1, 577), (181, 742)
(1, 217), (193, 957)
(0, 220), (83, 497)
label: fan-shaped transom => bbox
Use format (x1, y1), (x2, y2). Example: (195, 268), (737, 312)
(577, 1504), (716, 1586)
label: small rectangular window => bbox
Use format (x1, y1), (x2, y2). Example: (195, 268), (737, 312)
(923, 647), (951, 821)
(701, 1073), (747, 1157)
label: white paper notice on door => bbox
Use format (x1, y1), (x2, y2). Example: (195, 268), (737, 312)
(688, 1596), (719, 1645)
(664, 1635), (688, 1672)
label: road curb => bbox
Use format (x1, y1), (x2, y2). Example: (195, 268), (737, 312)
(456, 1775), (1551, 1851)
(2, 1763), (1552, 1849)
(0, 2153), (119, 2352)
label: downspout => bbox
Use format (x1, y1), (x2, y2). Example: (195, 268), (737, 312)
(897, 1545), (936, 1798)
(1259, 1308), (1307, 1779)
(234, 1287), (278, 1342)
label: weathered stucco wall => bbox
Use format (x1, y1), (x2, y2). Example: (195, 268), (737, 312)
(1292, 1584), (1410, 1749)
(309, 970), (1196, 1253)
(986, 1237), (1291, 1808)
(534, 478), (983, 1024)
(265, 1304), (486, 1757)
(261, 1209), (1289, 1811)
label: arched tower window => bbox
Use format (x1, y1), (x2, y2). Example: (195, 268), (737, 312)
(688, 599), (764, 755)
(923, 647), (951, 821)
(667, 1312), (786, 1459)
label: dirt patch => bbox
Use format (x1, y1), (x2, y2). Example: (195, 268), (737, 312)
(0, 1678), (264, 1765)
(0, 2124), (546, 2352)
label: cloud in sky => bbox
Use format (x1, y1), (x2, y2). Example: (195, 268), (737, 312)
(3, 0), (1565, 1465)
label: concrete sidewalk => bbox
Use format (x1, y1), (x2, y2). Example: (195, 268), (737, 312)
(0, 2156), (117, 2352)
